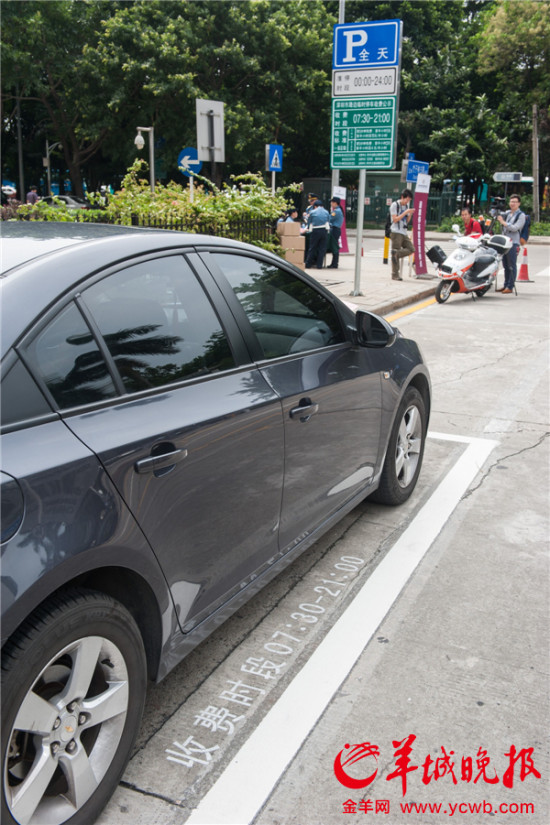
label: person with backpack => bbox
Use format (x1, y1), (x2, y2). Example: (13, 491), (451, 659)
(388, 189), (415, 281)
(496, 194), (525, 293)
(519, 213), (531, 246)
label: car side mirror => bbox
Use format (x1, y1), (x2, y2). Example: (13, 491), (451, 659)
(355, 310), (396, 348)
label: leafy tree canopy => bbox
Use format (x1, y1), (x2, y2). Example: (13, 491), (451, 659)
(1, 0), (548, 203)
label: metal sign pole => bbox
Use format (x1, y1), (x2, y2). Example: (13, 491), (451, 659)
(353, 168), (366, 296)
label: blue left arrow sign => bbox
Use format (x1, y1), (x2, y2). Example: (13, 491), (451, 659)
(178, 146), (203, 178)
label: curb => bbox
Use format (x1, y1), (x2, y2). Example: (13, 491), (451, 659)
(374, 286), (437, 317)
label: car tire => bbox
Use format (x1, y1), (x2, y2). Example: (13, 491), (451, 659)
(1, 589), (147, 825)
(370, 387), (427, 506)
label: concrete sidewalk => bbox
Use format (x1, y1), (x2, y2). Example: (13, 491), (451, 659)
(305, 229), (549, 317)
(305, 229), (440, 316)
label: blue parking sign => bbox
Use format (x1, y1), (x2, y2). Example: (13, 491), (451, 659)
(333, 20), (402, 70)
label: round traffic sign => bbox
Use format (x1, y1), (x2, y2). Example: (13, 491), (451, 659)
(178, 147), (203, 178)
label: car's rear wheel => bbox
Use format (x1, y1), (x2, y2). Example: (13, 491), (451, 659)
(370, 387), (427, 506)
(1, 589), (147, 825)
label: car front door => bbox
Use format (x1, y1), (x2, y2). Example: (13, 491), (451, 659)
(203, 252), (383, 552)
(23, 252), (284, 631)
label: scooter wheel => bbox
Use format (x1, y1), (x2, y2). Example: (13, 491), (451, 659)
(476, 285), (491, 297)
(435, 280), (453, 303)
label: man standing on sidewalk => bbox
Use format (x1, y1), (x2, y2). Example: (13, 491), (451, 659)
(496, 194), (525, 294)
(390, 189), (415, 281)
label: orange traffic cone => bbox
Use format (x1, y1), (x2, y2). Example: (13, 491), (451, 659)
(517, 245), (533, 282)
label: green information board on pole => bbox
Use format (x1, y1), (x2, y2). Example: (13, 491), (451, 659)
(331, 96), (396, 169)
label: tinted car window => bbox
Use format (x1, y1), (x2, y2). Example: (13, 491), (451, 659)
(26, 302), (118, 409)
(212, 253), (344, 358)
(83, 256), (235, 393)
(1, 357), (52, 426)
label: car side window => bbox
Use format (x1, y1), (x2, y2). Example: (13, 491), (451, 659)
(212, 253), (344, 359)
(25, 302), (118, 409)
(82, 256), (235, 393)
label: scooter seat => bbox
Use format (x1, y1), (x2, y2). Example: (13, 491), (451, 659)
(469, 255), (496, 280)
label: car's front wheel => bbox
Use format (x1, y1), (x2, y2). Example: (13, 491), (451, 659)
(370, 386), (427, 506)
(1, 589), (147, 825)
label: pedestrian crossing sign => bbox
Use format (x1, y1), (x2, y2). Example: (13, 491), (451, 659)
(266, 144), (283, 173)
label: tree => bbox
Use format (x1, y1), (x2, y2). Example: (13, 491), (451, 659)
(427, 94), (509, 204)
(342, 3), (471, 149)
(3, 0), (542, 203)
(476, 0), (550, 204)
(1, 1), (116, 195)
(88, 0), (335, 185)
(2, 1), (336, 192)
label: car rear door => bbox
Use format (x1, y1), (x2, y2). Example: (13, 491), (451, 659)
(201, 251), (383, 552)
(22, 251), (284, 632)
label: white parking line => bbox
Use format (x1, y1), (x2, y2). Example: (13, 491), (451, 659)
(184, 432), (499, 825)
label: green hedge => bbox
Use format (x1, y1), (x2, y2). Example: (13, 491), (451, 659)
(13, 162), (301, 255)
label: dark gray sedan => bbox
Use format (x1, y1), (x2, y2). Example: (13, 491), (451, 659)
(0, 222), (430, 825)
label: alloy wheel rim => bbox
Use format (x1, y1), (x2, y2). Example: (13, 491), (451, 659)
(5, 636), (129, 825)
(395, 404), (423, 488)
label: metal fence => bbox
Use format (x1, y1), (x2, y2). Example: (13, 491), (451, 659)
(80, 212), (276, 244)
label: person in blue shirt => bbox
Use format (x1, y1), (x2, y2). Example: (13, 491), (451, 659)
(302, 193), (318, 263)
(305, 200), (330, 269)
(285, 207), (298, 222)
(327, 197), (344, 269)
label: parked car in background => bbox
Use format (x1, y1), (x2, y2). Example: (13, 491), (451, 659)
(40, 194), (94, 210)
(0, 222), (430, 825)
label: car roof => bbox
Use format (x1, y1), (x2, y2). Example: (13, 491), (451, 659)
(0, 222), (263, 357)
(1, 221), (141, 270)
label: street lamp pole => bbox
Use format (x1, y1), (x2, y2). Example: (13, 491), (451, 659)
(44, 141), (61, 195)
(135, 127), (155, 193)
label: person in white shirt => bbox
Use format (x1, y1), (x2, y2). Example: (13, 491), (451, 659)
(389, 189), (415, 281)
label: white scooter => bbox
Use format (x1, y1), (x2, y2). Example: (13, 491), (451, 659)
(427, 225), (512, 303)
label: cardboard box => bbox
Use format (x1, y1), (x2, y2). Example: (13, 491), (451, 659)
(283, 249), (306, 268)
(281, 234), (305, 251)
(276, 220), (301, 237)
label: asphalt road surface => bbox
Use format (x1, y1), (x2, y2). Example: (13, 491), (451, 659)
(97, 243), (549, 825)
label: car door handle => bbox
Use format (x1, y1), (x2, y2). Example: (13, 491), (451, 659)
(289, 401), (319, 423)
(135, 448), (187, 475)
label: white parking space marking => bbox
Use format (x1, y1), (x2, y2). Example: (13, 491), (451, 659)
(185, 432), (498, 825)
